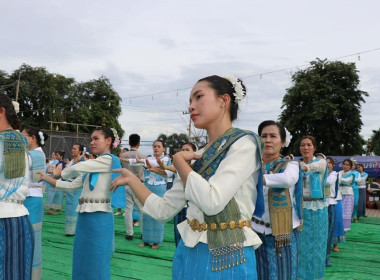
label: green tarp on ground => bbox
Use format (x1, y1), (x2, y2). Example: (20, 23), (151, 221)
(41, 201), (380, 279)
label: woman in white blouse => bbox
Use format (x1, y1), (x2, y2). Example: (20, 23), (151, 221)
(356, 164), (368, 219)
(251, 120), (301, 280)
(39, 126), (122, 280)
(297, 136), (328, 280)
(110, 75), (263, 279)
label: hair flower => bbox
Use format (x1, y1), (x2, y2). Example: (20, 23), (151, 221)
(38, 131), (45, 145)
(110, 128), (120, 148)
(223, 75), (245, 104)
(284, 127), (292, 147)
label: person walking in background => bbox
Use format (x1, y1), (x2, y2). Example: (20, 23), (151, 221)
(356, 164), (368, 219)
(297, 135), (328, 280)
(0, 94), (34, 279)
(22, 126), (48, 279)
(119, 133), (146, 241)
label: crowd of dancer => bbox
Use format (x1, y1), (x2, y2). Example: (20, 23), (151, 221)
(0, 74), (372, 280)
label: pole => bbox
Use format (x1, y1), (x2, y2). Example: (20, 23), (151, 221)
(15, 72), (21, 102)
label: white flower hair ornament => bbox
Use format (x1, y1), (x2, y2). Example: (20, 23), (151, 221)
(38, 131), (45, 145)
(12, 101), (20, 114)
(223, 75), (246, 104)
(284, 127), (292, 147)
(110, 128), (120, 149)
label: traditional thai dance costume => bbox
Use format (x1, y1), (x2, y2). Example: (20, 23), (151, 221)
(142, 155), (173, 245)
(251, 159), (302, 280)
(339, 170), (355, 231)
(63, 158), (85, 235)
(24, 147), (46, 279)
(54, 154), (124, 280)
(297, 157), (328, 280)
(0, 129), (34, 280)
(44, 160), (66, 210)
(332, 185), (345, 245)
(356, 171), (368, 218)
(143, 128), (264, 279)
(325, 170), (338, 267)
(351, 170), (360, 220)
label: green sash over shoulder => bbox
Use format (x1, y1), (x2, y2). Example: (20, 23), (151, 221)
(0, 129), (28, 179)
(192, 127), (263, 271)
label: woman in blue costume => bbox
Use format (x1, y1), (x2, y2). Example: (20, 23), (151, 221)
(63, 144), (85, 236)
(323, 156), (339, 267)
(350, 162), (360, 223)
(110, 75), (264, 279)
(138, 140), (173, 249)
(22, 126), (48, 280)
(297, 136), (328, 280)
(39, 127), (124, 280)
(44, 150), (66, 215)
(339, 159), (355, 232)
(251, 120), (302, 280)
(356, 164), (368, 219)
(0, 94), (34, 280)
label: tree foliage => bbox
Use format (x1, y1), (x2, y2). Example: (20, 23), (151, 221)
(369, 129), (380, 155)
(279, 58), (368, 155)
(1, 64), (124, 137)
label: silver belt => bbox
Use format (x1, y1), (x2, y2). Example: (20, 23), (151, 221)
(1, 199), (24, 205)
(78, 198), (110, 205)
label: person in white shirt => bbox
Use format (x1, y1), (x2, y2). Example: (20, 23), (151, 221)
(39, 126), (122, 280)
(110, 75), (263, 279)
(0, 93), (33, 279)
(297, 136), (328, 280)
(356, 164), (368, 219)
(22, 126), (48, 280)
(324, 156), (338, 267)
(251, 120), (301, 280)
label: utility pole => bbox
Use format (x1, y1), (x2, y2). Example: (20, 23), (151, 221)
(15, 72), (21, 102)
(183, 110), (191, 140)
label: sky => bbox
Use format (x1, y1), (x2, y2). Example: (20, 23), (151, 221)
(1, 0), (379, 154)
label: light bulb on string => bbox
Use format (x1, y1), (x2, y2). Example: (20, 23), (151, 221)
(108, 102), (111, 107)
(176, 92), (179, 97)
(42, 112), (45, 116)
(358, 55), (361, 61)
(89, 104), (92, 110)
(53, 109), (55, 113)
(71, 107), (73, 112)
(21, 112), (24, 117)
(36, 111), (39, 116)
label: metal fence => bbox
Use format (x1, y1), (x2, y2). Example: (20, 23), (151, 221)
(41, 130), (92, 160)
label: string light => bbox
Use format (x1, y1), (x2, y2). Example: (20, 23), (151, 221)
(89, 105), (92, 110)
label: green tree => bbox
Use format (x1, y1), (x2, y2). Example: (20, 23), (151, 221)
(279, 58), (368, 155)
(369, 129), (380, 155)
(1, 64), (124, 138)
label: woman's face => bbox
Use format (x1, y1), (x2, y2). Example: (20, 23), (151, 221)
(21, 130), (35, 150)
(260, 125), (284, 159)
(181, 144), (195, 152)
(342, 161), (351, 172)
(51, 153), (56, 160)
(300, 138), (316, 159)
(357, 165), (364, 173)
(188, 81), (226, 130)
(153, 141), (165, 157)
(55, 153), (62, 161)
(90, 130), (111, 155)
(327, 159), (334, 171)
